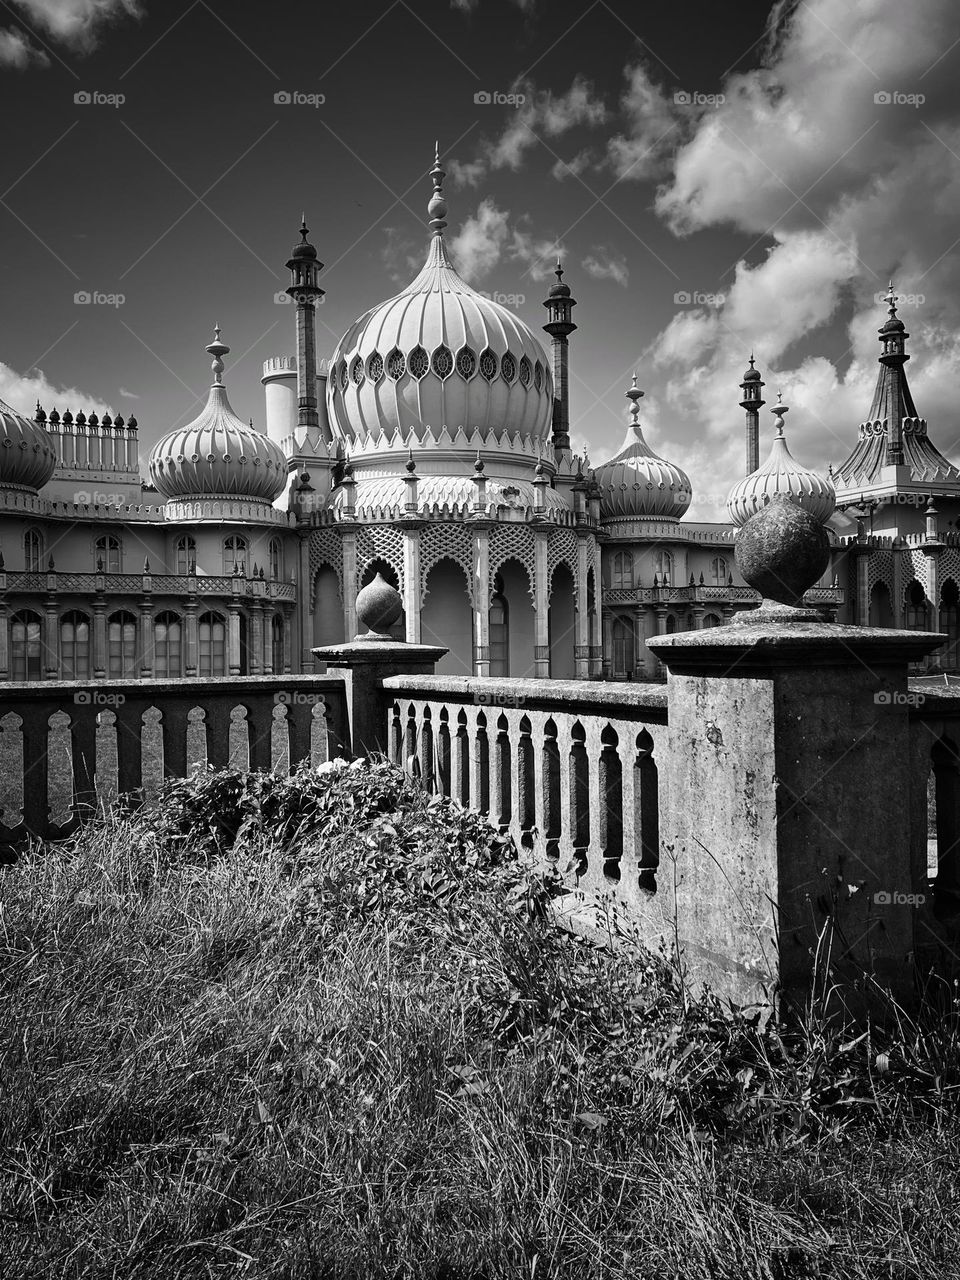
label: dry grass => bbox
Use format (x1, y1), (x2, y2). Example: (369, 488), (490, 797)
(1, 760), (958, 1279)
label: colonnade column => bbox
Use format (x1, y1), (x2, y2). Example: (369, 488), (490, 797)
(534, 529), (550, 678)
(249, 601), (263, 676)
(184, 599), (198, 677)
(298, 532), (313, 674)
(601, 607), (613, 681)
(472, 523), (491, 676)
(92, 597), (107, 680)
(138, 599), (152, 677)
(262, 608), (274, 675)
(341, 527), (358, 643)
(575, 533), (590, 679)
(0, 606), (8, 679)
(633, 605), (645, 679)
(282, 605), (294, 673)
(403, 525), (422, 643)
(853, 548), (870, 627)
(43, 596), (58, 680)
(228, 604), (241, 677)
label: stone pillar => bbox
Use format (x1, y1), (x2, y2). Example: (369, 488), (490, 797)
(575, 534), (590, 678)
(0, 606), (9, 679)
(650, 496), (946, 1011)
(534, 530), (549, 678)
(633, 605), (646, 678)
(854, 547), (871, 626)
(228, 605), (241, 677)
(262, 609), (274, 675)
(473, 524), (490, 676)
(601, 607), (613, 680)
(249, 601), (263, 676)
(43, 596), (58, 680)
(184, 599), (198, 677)
(298, 532), (313, 674)
(138, 599), (153, 677)
(282, 607), (294, 674)
(92, 597), (107, 681)
(341, 527), (358, 646)
(314, 574), (447, 758)
(403, 525), (422, 643)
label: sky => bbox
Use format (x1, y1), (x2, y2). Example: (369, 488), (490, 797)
(0, 0), (958, 517)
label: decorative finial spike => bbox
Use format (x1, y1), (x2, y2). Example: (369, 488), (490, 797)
(771, 390), (789, 437)
(428, 143), (447, 236)
(206, 323), (230, 385)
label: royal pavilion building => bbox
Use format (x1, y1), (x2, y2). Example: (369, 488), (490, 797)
(1, 149), (959, 685)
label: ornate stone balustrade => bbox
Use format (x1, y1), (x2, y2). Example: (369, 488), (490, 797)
(383, 675), (668, 902)
(602, 585), (843, 607)
(0, 570), (296, 602)
(0, 676), (347, 850)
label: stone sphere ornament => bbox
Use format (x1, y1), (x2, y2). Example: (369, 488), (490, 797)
(355, 572), (403, 639)
(735, 494), (830, 607)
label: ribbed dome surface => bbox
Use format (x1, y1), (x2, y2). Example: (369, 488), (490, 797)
(327, 236), (553, 445)
(727, 411), (835, 527)
(595, 381), (692, 519)
(150, 329), (287, 503)
(0, 397), (57, 492)
(335, 472), (569, 511)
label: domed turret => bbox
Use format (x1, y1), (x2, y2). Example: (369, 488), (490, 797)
(0, 397), (57, 492)
(150, 327), (287, 503)
(594, 377), (692, 520)
(726, 395), (835, 527)
(327, 146), (553, 445)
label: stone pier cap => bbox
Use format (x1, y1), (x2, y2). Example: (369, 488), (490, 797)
(649, 616), (946, 674)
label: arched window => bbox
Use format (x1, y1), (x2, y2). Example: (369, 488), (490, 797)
(198, 612), (226, 678)
(665, 613), (678, 634)
(655, 551), (673, 586)
(269, 537), (283, 581)
(703, 613), (722, 629)
(94, 534), (121, 573)
(612, 550), (633, 590)
(107, 610), (137, 678)
(612, 615), (635, 678)
(271, 614), (285, 673)
(24, 529), (43, 572)
(942, 580), (960, 668)
(175, 535), (196, 575)
(489, 591), (509, 677)
(223, 535), (247, 576)
(153, 612), (182, 678)
(905, 580), (929, 631)
(11, 610), (41, 680)
(710, 556), (727, 586)
(60, 611), (91, 679)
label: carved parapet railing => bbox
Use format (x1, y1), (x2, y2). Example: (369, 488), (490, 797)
(0, 571), (296, 603)
(381, 675), (668, 909)
(0, 675), (347, 850)
(602, 584), (843, 607)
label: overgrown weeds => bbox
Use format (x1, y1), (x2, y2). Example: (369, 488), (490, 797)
(1, 759), (958, 1278)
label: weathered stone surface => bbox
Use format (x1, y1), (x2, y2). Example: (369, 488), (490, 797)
(735, 495), (830, 605)
(355, 572), (403, 639)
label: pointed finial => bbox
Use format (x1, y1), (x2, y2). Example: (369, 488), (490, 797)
(884, 280), (900, 318)
(474, 449), (485, 475)
(206, 324), (230, 384)
(749, 352), (756, 368)
(555, 257), (563, 283)
(428, 142), (447, 235)
(625, 373), (644, 427)
(771, 390), (789, 437)
(406, 446), (417, 475)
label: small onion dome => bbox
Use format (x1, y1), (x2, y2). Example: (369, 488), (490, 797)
(149, 326), (287, 503)
(880, 282), (906, 334)
(742, 353), (762, 382)
(290, 214), (318, 261)
(726, 395), (835, 528)
(594, 377), (692, 519)
(547, 259), (571, 298)
(0, 395), (57, 492)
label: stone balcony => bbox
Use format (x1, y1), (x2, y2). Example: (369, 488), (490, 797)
(0, 569), (296, 603)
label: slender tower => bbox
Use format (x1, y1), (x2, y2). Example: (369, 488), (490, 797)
(739, 353), (765, 475)
(878, 283), (910, 466)
(543, 259), (577, 456)
(285, 217), (325, 434)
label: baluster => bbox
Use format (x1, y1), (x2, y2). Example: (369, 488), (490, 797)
(493, 712), (511, 831)
(569, 721), (590, 880)
(473, 709), (489, 815)
(421, 706), (435, 792)
(454, 708), (470, 807)
(544, 716), (564, 865)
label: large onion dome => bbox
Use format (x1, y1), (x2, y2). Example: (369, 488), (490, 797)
(327, 147), (553, 445)
(0, 397), (57, 492)
(726, 396), (835, 527)
(595, 377), (692, 520)
(150, 327), (287, 503)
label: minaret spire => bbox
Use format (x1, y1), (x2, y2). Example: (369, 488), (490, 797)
(428, 142), (447, 236)
(739, 352), (765, 474)
(543, 255), (577, 458)
(285, 215), (325, 436)
(626, 373), (644, 431)
(206, 323), (229, 386)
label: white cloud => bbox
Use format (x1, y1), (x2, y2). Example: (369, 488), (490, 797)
(0, 361), (114, 420)
(607, 62), (683, 181)
(630, 0), (960, 520)
(9, 0), (142, 50)
(118, 385), (139, 400)
(551, 148), (595, 181)
(582, 248), (629, 287)
(380, 225), (423, 287)
(0, 27), (47, 66)
(450, 198), (510, 282)
(451, 75), (607, 187)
